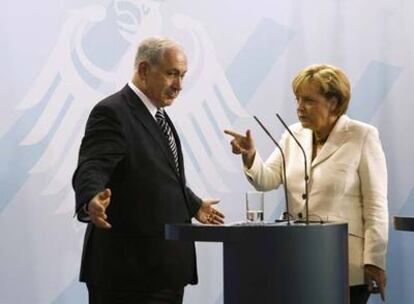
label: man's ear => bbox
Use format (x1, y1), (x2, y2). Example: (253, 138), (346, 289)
(137, 61), (150, 81)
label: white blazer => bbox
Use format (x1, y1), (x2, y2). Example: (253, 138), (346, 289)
(244, 115), (388, 285)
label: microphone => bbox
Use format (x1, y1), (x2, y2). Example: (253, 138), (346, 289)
(275, 113), (310, 225)
(253, 116), (291, 225)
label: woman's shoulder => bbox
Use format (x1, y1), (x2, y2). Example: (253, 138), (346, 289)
(345, 116), (378, 134)
(341, 116), (381, 144)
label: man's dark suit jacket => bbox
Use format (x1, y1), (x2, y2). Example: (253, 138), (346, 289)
(72, 84), (201, 291)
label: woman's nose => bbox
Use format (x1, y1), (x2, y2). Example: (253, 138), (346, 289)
(296, 99), (304, 111)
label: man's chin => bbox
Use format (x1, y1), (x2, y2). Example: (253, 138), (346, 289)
(161, 98), (176, 107)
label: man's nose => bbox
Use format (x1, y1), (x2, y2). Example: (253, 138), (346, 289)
(172, 77), (182, 90)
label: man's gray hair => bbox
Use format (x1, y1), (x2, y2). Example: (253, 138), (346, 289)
(134, 37), (183, 69)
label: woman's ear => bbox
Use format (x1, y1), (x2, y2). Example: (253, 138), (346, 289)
(329, 97), (339, 114)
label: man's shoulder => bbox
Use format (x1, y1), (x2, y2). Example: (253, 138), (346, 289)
(97, 88), (127, 109)
(85, 87), (132, 125)
(89, 87), (132, 117)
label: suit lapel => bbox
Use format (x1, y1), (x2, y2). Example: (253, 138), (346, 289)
(122, 85), (180, 178)
(311, 115), (350, 168)
(165, 113), (185, 181)
(165, 112), (193, 212)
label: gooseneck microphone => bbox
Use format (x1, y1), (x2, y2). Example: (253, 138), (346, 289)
(253, 116), (291, 225)
(275, 113), (310, 225)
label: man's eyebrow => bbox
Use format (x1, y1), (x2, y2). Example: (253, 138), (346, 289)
(168, 68), (187, 75)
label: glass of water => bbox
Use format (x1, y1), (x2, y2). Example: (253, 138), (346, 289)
(245, 191), (264, 223)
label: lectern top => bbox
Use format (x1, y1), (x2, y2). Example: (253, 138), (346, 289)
(165, 222), (348, 243)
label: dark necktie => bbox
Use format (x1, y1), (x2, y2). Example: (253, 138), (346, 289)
(155, 109), (179, 172)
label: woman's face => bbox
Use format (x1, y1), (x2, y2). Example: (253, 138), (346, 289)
(295, 81), (338, 133)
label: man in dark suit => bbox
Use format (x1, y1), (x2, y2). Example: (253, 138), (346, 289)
(73, 37), (225, 304)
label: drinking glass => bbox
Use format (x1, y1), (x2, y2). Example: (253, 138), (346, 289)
(245, 191), (264, 223)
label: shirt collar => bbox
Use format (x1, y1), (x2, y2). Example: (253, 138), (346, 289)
(128, 81), (158, 119)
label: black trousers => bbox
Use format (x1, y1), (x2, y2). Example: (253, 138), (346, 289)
(87, 284), (184, 304)
(350, 284), (371, 304)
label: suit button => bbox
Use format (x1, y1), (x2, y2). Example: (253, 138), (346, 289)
(298, 212), (303, 219)
(301, 193), (307, 200)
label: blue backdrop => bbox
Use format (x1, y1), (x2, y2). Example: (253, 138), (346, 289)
(1, 0), (413, 303)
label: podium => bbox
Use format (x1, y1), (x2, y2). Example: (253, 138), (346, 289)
(166, 222), (348, 304)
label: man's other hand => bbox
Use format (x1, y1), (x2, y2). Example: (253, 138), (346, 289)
(196, 199), (225, 225)
(87, 188), (112, 229)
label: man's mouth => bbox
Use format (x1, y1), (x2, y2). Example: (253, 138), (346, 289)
(166, 90), (179, 99)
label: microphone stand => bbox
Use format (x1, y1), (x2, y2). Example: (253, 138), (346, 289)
(253, 116), (291, 226)
(275, 113), (310, 225)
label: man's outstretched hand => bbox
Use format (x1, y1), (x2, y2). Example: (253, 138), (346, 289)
(87, 188), (112, 229)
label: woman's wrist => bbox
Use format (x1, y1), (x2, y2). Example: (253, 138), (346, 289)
(242, 149), (256, 169)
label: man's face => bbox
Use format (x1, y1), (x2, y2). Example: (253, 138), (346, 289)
(141, 47), (187, 108)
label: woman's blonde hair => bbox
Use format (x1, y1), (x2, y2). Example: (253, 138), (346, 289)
(292, 64), (351, 116)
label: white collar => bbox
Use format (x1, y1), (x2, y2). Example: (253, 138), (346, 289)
(128, 81), (158, 119)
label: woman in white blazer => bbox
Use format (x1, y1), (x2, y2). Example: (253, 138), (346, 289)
(225, 64), (388, 304)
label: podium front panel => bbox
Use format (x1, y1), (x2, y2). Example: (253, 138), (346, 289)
(166, 222), (348, 304)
